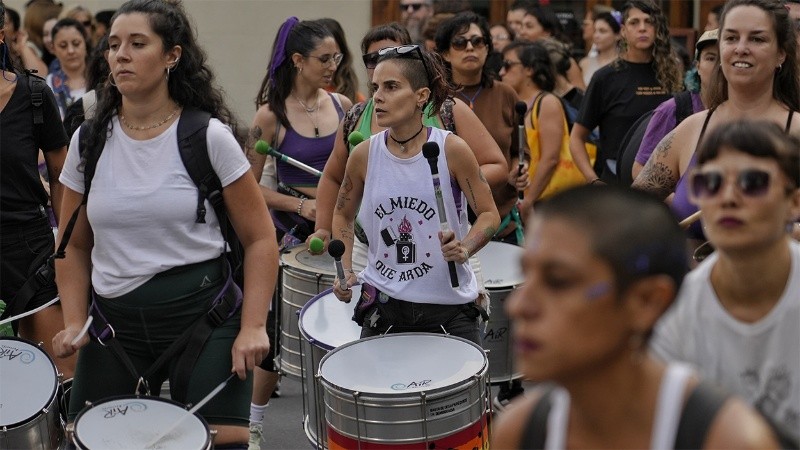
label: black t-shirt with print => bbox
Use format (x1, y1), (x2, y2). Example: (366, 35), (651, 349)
(576, 60), (671, 179)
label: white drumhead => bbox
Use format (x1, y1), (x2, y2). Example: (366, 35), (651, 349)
(475, 241), (524, 289)
(280, 245), (337, 275)
(320, 334), (486, 394)
(74, 397), (209, 449)
(0, 338), (58, 426)
(299, 287), (363, 351)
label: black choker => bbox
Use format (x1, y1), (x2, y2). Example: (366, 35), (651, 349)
(389, 125), (425, 151)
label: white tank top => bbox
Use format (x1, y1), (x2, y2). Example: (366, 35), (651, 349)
(356, 127), (478, 304)
(545, 363), (694, 449)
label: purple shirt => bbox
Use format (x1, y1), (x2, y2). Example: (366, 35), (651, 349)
(634, 92), (704, 166)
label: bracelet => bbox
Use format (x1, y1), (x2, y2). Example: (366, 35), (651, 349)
(296, 198), (306, 215)
(463, 248), (470, 261)
(589, 178), (602, 185)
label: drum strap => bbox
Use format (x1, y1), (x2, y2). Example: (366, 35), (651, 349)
(0, 249), (55, 323)
(87, 262), (242, 402)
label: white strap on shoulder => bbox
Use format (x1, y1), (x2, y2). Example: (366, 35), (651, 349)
(651, 363), (693, 450)
(545, 387), (571, 450)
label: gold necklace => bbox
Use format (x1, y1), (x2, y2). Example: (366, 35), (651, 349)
(120, 107), (181, 131)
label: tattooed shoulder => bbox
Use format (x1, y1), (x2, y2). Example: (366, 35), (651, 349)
(654, 130), (676, 159)
(632, 161), (677, 200)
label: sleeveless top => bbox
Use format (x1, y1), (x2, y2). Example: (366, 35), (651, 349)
(356, 127), (478, 304)
(539, 364), (697, 449)
(671, 109), (794, 240)
(276, 93), (344, 187)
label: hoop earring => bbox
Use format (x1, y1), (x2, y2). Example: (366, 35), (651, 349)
(108, 72), (117, 87)
(165, 66), (170, 82)
(777, 63), (783, 73)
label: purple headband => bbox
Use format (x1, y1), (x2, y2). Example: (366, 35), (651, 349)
(269, 16), (300, 83)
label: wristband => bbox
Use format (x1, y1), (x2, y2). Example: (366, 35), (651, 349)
(296, 198), (306, 215)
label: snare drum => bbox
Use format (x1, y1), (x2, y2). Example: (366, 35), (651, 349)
(299, 286), (363, 449)
(72, 396), (211, 449)
(319, 333), (490, 449)
(0, 337), (64, 450)
(279, 245), (337, 379)
(476, 241), (524, 383)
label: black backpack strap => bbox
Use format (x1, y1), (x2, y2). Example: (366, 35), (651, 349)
(176, 109), (217, 224)
(673, 91), (694, 126)
(520, 387), (555, 450)
(674, 381), (729, 449)
(27, 70), (45, 126)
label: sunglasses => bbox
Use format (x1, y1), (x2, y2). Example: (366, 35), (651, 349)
(362, 51), (380, 69)
(400, 2), (426, 12)
(377, 45), (431, 83)
(307, 53), (344, 67)
(451, 35), (487, 51)
(81, 20), (92, 29)
(502, 60), (522, 71)
(689, 169), (774, 199)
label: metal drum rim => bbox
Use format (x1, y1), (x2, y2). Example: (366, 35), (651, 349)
(318, 332), (488, 396)
(0, 336), (60, 429)
(71, 394), (211, 450)
(298, 287), (356, 352)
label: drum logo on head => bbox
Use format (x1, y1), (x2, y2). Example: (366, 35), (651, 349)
(102, 401), (147, 419)
(391, 379), (432, 390)
(484, 326), (508, 342)
(0, 344), (35, 364)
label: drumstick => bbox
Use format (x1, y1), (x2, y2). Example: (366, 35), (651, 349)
(422, 142), (459, 288)
(70, 316), (94, 346)
(145, 373), (235, 448)
(254, 140), (322, 178)
(679, 210), (702, 229)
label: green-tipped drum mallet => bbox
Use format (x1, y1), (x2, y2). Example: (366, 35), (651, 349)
(254, 140), (322, 178)
(308, 236), (324, 254)
(347, 131), (366, 147)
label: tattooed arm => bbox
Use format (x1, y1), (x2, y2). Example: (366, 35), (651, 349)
(246, 105), (278, 182)
(631, 129), (681, 201)
(309, 120), (351, 252)
(443, 134), (500, 263)
(331, 141), (367, 284)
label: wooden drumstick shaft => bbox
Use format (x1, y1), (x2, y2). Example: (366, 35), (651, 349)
(145, 373), (235, 448)
(679, 210), (702, 229)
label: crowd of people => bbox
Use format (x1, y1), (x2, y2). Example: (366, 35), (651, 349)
(1, 0), (799, 449)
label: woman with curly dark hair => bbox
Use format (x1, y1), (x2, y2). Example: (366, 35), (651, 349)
(52, 1), (278, 446)
(435, 11), (526, 243)
(569, 0), (681, 184)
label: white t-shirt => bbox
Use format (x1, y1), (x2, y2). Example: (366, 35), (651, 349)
(60, 116), (249, 297)
(650, 241), (800, 438)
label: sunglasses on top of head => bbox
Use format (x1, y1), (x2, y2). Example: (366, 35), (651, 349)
(450, 35), (486, 51)
(400, 2), (426, 12)
(375, 45), (431, 82)
(689, 169), (793, 199)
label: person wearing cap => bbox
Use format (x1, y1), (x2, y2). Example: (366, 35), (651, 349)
(633, 0), (800, 249)
(632, 29), (718, 181)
